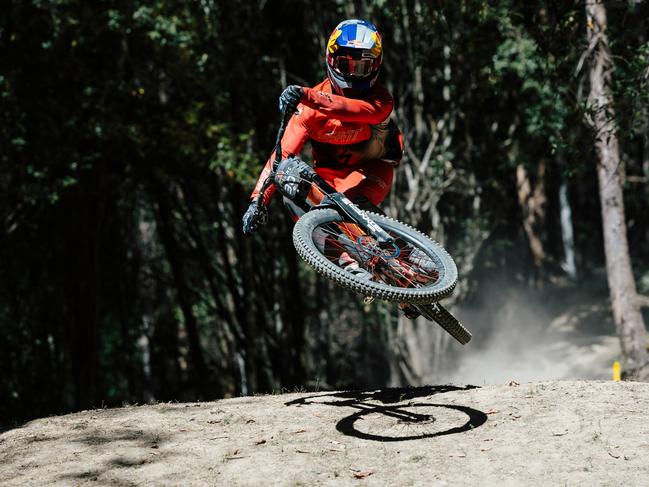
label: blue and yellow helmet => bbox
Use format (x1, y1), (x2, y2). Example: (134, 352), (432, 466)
(326, 19), (383, 98)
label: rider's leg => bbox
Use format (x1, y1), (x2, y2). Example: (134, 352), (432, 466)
(341, 159), (394, 208)
(314, 159), (394, 210)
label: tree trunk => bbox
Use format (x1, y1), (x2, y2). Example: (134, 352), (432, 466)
(516, 161), (547, 273)
(152, 180), (210, 395)
(585, 0), (649, 379)
(558, 180), (577, 279)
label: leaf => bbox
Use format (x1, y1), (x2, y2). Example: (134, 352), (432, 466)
(352, 471), (373, 479)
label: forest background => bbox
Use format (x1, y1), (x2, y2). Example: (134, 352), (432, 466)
(1, 0), (648, 427)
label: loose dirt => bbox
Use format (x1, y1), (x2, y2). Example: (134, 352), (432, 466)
(1, 381), (648, 486)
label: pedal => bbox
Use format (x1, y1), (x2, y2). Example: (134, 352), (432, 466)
(399, 303), (421, 320)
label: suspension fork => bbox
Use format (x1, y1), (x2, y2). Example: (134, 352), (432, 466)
(310, 172), (394, 246)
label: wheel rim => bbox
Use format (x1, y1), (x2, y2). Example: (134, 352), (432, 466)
(314, 220), (444, 290)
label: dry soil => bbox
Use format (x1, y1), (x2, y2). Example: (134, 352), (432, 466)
(1, 380), (648, 486)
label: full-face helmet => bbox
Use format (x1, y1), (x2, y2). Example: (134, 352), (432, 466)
(326, 19), (383, 98)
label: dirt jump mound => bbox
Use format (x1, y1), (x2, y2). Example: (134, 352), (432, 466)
(1, 380), (648, 486)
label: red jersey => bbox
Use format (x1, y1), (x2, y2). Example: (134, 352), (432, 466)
(251, 79), (394, 203)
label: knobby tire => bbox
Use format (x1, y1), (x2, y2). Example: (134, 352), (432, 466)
(292, 208), (457, 304)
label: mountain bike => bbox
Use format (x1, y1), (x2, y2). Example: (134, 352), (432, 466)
(254, 109), (472, 345)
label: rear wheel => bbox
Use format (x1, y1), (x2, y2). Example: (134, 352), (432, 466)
(292, 209), (457, 304)
(416, 303), (472, 345)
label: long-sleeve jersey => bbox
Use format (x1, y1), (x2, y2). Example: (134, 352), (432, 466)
(251, 78), (394, 204)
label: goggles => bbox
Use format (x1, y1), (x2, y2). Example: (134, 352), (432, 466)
(332, 56), (376, 78)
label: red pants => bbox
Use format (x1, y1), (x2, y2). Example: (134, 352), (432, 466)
(315, 159), (394, 205)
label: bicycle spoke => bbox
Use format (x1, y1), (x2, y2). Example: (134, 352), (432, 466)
(312, 218), (441, 289)
(382, 260), (421, 288)
(318, 225), (357, 245)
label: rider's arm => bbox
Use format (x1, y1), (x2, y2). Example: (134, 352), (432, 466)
(250, 109), (310, 205)
(299, 85), (393, 125)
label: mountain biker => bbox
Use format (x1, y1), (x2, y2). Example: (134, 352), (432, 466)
(242, 18), (402, 233)
(242, 19), (420, 317)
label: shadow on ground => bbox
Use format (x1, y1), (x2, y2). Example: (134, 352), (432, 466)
(286, 385), (487, 442)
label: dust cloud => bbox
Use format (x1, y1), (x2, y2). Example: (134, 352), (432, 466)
(440, 275), (619, 385)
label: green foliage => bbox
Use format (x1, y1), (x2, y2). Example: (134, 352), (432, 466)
(208, 126), (259, 183)
(486, 5), (575, 156)
(1, 0), (649, 425)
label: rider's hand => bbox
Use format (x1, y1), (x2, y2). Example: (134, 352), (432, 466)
(279, 85), (304, 114)
(242, 200), (268, 235)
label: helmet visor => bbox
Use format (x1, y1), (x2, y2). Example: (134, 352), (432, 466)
(333, 56), (375, 78)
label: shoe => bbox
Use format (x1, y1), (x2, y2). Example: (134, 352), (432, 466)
(389, 248), (438, 285)
(339, 251), (373, 281)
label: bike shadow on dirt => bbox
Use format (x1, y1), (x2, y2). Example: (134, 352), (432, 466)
(285, 385), (488, 442)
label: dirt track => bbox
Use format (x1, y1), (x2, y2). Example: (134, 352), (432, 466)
(1, 381), (648, 486)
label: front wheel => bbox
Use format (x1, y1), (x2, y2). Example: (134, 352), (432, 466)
(292, 208), (457, 304)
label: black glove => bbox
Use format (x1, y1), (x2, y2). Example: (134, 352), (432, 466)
(279, 85), (304, 114)
(242, 200), (268, 235)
